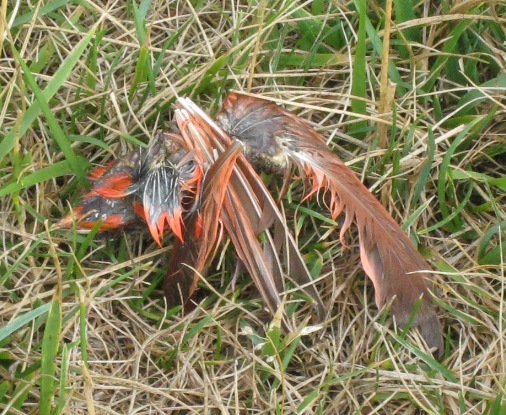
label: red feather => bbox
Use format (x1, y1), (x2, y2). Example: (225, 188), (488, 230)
(216, 92), (443, 355)
(58, 132), (202, 245)
(94, 172), (134, 198)
(56, 190), (141, 231)
(163, 99), (325, 320)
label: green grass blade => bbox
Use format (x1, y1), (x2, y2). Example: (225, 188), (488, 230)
(11, 0), (69, 27)
(478, 221), (506, 266)
(423, 20), (470, 92)
(182, 315), (214, 343)
(0, 28), (96, 166)
(54, 343), (69, 415)
(129, 43), (151, 101)
(0, 233), (48, 288)
(456, 73), (506, 116)
(78, 297), (89, 366)
(0, 303), (51, 342)
(449, 168), (506, 192)
(11, 47), (86, 179)
(393, 0), (419, 59)
(0, 158), (88, 197)
(412, 130), (436, 207)
(421, 185), (473, 234)
(39, 297), (62, 415)
(486, 392), (506, 415)
(390, 333), (458, 382)
(277, 52), (347, 68)
(436, 117), (483, 231)
(350, 0), (368, 137)
(29, 7), (85, 73)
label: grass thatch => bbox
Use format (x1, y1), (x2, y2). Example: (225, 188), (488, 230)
(1, 0), (505, 413)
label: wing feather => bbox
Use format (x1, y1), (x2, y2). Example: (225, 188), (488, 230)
(164, 141), (241, 307)
(217, 92), (442, 355)
(167, 100), (326, 319)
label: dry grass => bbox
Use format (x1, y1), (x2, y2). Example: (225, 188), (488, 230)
(1, 0), (505, 414)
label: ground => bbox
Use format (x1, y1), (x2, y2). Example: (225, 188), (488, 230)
(0, 1), (505, 414)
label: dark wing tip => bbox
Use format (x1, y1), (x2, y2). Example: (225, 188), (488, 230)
(394, 300), (444, 359)
(418, 313), (444, 359)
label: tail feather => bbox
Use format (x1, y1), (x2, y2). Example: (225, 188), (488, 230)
(295, 145), (441, 336)
(233, 156), (326, 318)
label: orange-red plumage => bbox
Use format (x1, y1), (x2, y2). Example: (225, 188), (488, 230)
(58, 93), (442, 356)
(216, 92), (442, 354)
(94, 173), (134, 198)
(58, 132), (201, 244)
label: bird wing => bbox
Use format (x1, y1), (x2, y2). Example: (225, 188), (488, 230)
(218, 92), (442, 354)
(164, 99), (325, 319)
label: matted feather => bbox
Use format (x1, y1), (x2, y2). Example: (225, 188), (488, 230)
(57, 132), (202, 246)
(164, 142), (241, 307)
(166, 105), (283, 312)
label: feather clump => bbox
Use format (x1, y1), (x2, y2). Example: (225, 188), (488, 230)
(58, 93), (443, 356)
(57, 132), (201, 246)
